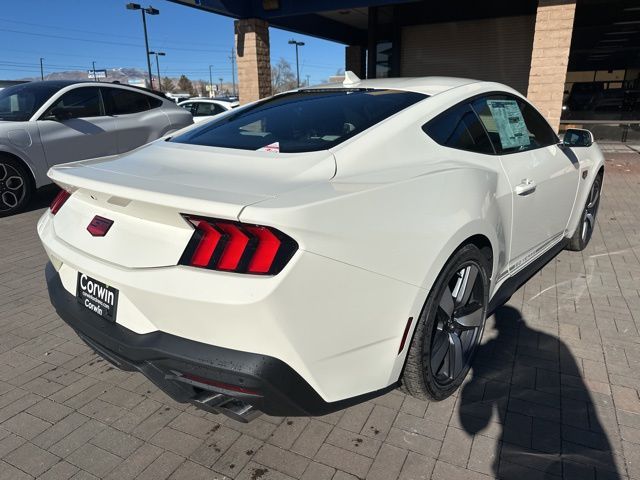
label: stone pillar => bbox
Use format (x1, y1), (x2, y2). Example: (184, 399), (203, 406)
(527, 0), (576, 132)
(234, 18), (271, 104)
(345, 45), (365, 78)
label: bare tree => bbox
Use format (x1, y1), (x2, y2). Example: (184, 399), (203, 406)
(271, 58), (297, 94)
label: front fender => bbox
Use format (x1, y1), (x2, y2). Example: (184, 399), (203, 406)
(0, 135), (48, 188)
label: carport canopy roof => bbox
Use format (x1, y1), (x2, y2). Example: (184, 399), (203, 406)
(169, 0), (640, 71)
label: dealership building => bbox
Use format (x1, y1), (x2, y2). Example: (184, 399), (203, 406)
(171, 0), (639, 140)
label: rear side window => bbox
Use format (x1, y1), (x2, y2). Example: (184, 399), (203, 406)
(423, 103), (494, 154)
(180, 102), (196, 115)
(171, 89), (427, 153)
(104, 88), (162, 115)
(195, 102), (226, 116)
(472, 95), (558, 154)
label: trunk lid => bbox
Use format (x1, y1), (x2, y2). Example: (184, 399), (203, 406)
(49, 141), (335, 268)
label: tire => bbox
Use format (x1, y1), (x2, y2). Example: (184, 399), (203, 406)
(401, 244), (490, 401)
(0, 156), (33, 218)
(566, 173), (602, 252)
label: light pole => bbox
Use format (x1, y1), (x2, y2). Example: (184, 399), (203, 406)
(229, 48), (236, 97)
(39, 58), (44, 80)
(219, 77), (223, 95)
(92, 61), (97, 82)
(208, 65), (213, 98)
(288, 39), (305, 87)
(126, 3), (159, 89)
(148, 51), (165, 90)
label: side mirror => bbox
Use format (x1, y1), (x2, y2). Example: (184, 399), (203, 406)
(562, 128), (594, 147)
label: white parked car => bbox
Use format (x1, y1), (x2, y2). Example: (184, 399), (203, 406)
(178, 98), (238, 123)
(38, 75), (604, 422)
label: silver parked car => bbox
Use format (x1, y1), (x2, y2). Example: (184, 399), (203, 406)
(0, 80), (193, 216)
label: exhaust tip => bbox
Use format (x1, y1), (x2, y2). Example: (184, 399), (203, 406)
(191, 391), (261, 423)
(218, 399), (262, 423)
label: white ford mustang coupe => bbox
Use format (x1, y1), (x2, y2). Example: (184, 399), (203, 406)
(38, 74), (604, 422)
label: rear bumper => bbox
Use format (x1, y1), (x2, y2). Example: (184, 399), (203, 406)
(45, 262), (394, 416)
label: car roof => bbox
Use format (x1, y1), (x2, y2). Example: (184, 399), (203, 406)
(186, 97), (238, 103)
(21, 80), (168, 100)
(181, 98), (237, 103)
(306, 76), (482, 96)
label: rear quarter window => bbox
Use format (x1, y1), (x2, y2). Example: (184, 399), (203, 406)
(170, 89), (427, 153)
(423, 103), (494, 155)
(104, 88), (162, 115)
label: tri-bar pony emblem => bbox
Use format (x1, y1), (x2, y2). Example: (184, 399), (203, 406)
(86, 215), (113, 237)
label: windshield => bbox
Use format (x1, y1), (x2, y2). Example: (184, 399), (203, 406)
(171, 89), (427, 153)
(0, 83), (63, 121)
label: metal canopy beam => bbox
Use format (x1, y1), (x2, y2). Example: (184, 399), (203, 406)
(167, 0), (411, 20)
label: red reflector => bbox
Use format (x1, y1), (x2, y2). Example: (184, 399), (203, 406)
(191, 221), (222, 267)
(50, 189), (71, 215)
(86, 215), (114, 237)
(398, 317), (413, 354)
(182, 373), (258, 395)
(216, 223), (250, 271)
(246, 226), (281, 273)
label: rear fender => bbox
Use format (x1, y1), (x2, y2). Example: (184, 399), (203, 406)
(241, 165), (508, 388)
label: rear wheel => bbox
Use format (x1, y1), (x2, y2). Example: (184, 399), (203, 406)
(401, 244), (489, 400)
(0, 156), (32, 218)
(567, 173), (602, 251)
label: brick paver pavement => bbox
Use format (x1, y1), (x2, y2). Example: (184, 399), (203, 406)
(1, 151), (640, 479)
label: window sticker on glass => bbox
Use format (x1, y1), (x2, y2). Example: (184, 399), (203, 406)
(486, 100), (530, 150)
(258, 141), (280, 153)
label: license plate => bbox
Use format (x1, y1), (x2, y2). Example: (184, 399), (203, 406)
(76, 272), (119, 322)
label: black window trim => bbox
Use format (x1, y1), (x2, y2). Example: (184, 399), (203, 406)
(422, 102), (497, 156)
(103, 85), (163, 116)
(422, 90), (560, 157)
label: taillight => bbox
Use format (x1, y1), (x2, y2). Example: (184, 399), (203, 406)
(179, 215), (297, 275)
(50, 189), (71, 215)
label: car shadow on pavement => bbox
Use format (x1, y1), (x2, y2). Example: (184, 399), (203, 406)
(459, 305), (622, 479)
(23, 184), (59, 214)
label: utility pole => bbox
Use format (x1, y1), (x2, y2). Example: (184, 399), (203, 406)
(288, 39), (305, 87)
(219, 78), (223, 95)
(39, 58), (44, 80)
(306, 74), (310, 87)
(126, 3), (159, 89)
(208, 65), (213, 98)
(229, 48), (236, 97)
(148, 51), (165, 91)
(92, 61), (97, 82)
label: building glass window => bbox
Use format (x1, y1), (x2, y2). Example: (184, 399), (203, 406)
(376, 41), (393, 78)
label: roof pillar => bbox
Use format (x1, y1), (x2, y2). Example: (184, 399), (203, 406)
(527, 0), (576, 132)
(235, 18), (272, 104)
(345, 45), (366, 79)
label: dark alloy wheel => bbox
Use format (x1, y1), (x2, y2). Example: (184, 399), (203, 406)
(0, 157), (32, 218)
(567, 173), (602, 252)
(401, 244), (489, 400)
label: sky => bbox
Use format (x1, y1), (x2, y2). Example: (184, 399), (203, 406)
(0, 0), (345, 85)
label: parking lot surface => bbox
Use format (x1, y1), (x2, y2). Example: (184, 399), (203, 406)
(1, 147), (640, 479)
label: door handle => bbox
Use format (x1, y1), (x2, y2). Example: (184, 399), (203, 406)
(515, 178), (536, 196)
